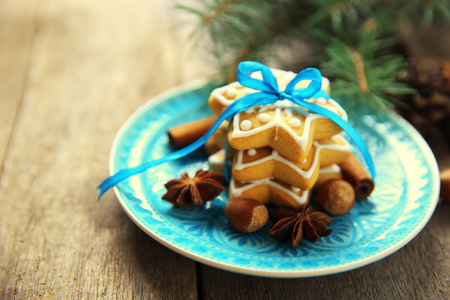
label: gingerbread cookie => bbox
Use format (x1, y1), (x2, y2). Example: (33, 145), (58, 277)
(232, 134), (351, 190)
(315, 135), (352, 167)
(229, 165), (342, 209)
(209, 68), (331, 115)
(229, 178), (312, 209)
(228, 103), (348, 163)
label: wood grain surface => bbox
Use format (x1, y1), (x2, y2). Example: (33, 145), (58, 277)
(0, 1), (448, 299)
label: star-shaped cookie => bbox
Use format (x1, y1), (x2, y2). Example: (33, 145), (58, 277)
(228, 102), (348, 163)
(209, 68), (331, 115)
(229, 178), (312, 210)
(232, 135), (352, 191)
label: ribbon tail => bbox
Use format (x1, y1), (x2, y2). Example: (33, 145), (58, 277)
(97, 92), (280, 200)
(97, 158), (165, 200)
(297, 101), (376, 179)
(97, 140), (206, 200)
(98, 114), (229, 200)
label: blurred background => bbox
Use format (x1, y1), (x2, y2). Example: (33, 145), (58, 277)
(0, 0), (449, 298)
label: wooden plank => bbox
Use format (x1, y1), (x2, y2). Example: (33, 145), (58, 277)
(1, 0), (449, 298)
(199, 203), (449, 299)
(0, 1), (37, 174)
(0, 0), (201, 298)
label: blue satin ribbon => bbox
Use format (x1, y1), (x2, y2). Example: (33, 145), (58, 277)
(98, 61), (375, 199)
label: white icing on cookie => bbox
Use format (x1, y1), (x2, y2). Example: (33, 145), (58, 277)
(240, 120), (252, 131)
(226, 87), (237, 98)
(258, 113), (269, 123)
(231, 101), (348, 152)
(328, 107), (339, 114)
(234, 135), (351, 180)
(247, 149), (257, 156)
(284, 108), (293, 117)
(318, 135), (352, 153)
(288, 118), (301, 127)
(274, 100), (292, 108)
(235, 147), (317, 179)
(258, 105), (270, 113)
(211, 82), (257, 107)
(319, 164), (341, 174)
(315, 97), (327, 104)
(321, 77), (330, 91)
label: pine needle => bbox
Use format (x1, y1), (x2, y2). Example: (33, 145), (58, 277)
(177, 0), (448, 110)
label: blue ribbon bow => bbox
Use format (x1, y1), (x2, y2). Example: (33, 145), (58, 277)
(97, 61), (375, 199)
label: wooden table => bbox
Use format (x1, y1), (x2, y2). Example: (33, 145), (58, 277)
(1, 1), (449, 298)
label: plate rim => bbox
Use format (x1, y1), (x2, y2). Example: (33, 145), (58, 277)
(109, 80), (440, 278)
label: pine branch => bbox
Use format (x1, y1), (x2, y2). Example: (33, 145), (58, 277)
(201, 0), (240, 24)
(321, 36), (413, 110)
(396, 0), (450, 29)
(224, 1), (314, 81)
(177, 0), (448, 111)
(178, 0), (314, 81)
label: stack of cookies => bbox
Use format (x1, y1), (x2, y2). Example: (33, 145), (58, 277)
(207, 69), (353, 209)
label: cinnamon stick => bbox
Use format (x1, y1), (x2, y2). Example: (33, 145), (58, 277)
(337, 154), (375, 200)
(440, 168), (450, 204)
(168, 116), (218, 149)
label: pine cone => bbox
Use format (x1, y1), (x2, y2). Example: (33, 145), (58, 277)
(397, 58), (450, 144)
(401, 58), (450, 95)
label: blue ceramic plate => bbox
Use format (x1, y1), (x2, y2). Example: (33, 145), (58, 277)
(110, 80), (440, 277)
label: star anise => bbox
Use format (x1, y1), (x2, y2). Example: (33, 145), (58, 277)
(269, 205), (334, 248)
(162, 169), (225, 207)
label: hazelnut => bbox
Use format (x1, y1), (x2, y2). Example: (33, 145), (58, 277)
(317, 179), (355, 215)
(224, 198), (269, 233)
